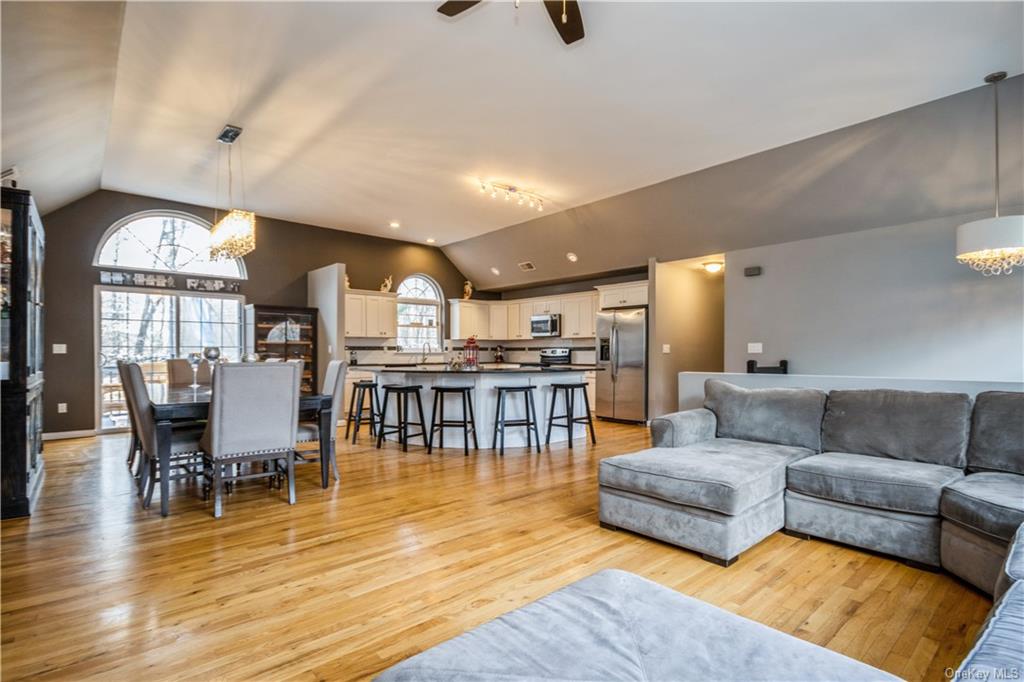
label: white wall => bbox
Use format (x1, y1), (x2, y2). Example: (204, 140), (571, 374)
(724, 212), (1024, 382)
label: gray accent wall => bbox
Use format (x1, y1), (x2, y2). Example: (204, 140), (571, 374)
(41, 190), (469, 433)
(445, 75), (1023, 292)
(723, 212), (1024, 382)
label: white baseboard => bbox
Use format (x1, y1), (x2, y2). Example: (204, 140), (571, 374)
(43, 429), (96, 441)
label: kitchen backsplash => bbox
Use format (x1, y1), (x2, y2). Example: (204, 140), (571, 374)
(346, 336), (597, 366)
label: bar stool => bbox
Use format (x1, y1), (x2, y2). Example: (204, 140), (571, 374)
(376, 384), (427, 452)
(492, 386), (541, 456)
(427, 386), (479, 456)
(346, 380), (380, 443)
(546, 382), (597, 448)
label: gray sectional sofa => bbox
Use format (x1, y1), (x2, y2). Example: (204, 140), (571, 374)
(599, 379), (1024, 589)
(378, 527), (1024, 680)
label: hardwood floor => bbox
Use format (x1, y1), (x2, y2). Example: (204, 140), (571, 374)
(2, 421), (991, 681)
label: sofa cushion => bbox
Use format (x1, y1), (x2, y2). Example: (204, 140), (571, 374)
(704, 379), (827, 451)
(956, 579), (1024, 681)
(941, 472), (1024, 543)
(376, 569), (898, 682)
(968, 391), (1024, 475)
(821, 389), (972, 467)
(788, 452), (964, 516)
(995, 523), (1024, 601)
(600, 440), (812, 516)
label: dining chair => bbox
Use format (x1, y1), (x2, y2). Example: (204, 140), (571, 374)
(196, 359), (212, 384)
(116, 360), (142, 473)
(296, 360), (346, 482)
(123, 363), (205, 510)
(199, 362), (301, 518)
(167, 358), (194, 386)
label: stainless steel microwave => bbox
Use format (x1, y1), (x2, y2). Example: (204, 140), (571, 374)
(530, 314), (561, 338)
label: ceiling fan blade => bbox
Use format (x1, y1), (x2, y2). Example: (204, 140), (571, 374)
(437, 1), (482, 17)
(542, 0), (584, 45)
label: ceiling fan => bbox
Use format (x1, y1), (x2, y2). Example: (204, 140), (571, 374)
(437, 0), (584, 45)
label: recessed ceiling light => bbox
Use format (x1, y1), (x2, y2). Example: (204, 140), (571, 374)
(426, 238), (436, 244)
(389, 220), (401, 229)
(490, 267), (501, 276)
(703, 261), (724, 273)
(566, 252), (578, 263)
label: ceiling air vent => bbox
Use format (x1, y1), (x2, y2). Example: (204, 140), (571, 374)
(518, 261), (536, 272)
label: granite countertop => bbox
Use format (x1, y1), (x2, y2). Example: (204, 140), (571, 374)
(356, 364), (602, 374)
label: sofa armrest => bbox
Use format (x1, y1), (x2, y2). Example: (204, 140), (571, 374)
(650, 408), (717, 448)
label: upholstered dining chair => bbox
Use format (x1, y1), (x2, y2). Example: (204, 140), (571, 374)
(200, 362), (301, 518)
(296, 360), (347, 482)
(122, 363), (205, 510)
(167, 358), (194, 386)
(117, 360), (142, 473)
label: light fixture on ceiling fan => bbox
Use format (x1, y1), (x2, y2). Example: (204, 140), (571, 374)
(210, 124), (256, 260)
(437, 0), (584, 45)
(955, 72), (1024, 276)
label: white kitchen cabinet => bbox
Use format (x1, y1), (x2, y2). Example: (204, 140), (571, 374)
(597, 282), (648, 309)
(560, 294), (598, 338)
(507, 303), (528, 340)
(585, 371), (596, 413)
(449, 300), (490, 340)
(345, 294), (366, 336)
(532, 299), (561, 315)
(489, 303), (508, 341)
(345, 292), (396, 338)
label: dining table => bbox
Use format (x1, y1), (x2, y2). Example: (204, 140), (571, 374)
(148, 384), (334, 517)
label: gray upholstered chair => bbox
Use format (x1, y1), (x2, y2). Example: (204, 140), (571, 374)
(200, 362), (301, 518)
(167, 358), (194, 386)
(296, 360), (346, 482)
(116, 360), (142, 473)
(122, 363), (205, 510)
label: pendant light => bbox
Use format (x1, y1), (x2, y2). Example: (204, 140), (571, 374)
(955, 72), (1024, 276)
(210, 124), (256, 260)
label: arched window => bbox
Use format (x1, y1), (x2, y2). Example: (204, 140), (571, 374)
(396, 274), (443, 352)
(94, 210), (246, 279)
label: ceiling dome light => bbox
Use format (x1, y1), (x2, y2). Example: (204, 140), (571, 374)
(490, 267), (501, 276)
(389, 220), (401, 229)
(426, 238), (436, 244)
(703, 261), (724, 274)
(956, 72), (1024, 276)
(566, 252), (578, 263)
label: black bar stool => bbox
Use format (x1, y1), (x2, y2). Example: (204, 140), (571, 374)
(492, 386), (541, 456)
(427, 386), (479, 456)
(346, 380), (381, 444)
(546, 382), (597, 448)
(376, 385), (427, 452)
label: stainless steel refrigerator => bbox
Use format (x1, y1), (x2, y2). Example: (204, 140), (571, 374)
(596, 307), (647, 422)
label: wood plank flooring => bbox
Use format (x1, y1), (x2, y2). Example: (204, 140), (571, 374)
(1, 422), (991, 681)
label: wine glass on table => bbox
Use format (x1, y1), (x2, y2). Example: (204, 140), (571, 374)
(202, 346), (221, 381)
(188, 352), (203, 389)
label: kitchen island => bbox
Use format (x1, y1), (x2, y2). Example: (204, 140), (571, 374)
(362, 365), (598, 451)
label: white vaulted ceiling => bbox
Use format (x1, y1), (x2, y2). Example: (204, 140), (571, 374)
(3, 2), (1022, 245)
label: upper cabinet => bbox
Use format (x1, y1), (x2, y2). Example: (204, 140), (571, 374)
(531, 299), (561, 315)
(560, 295), (594, 338)
(449, 300), (490, 340)
(488, 303), (508, 341)
(345, 290), (397, 338)
(595, 282), (648, 309)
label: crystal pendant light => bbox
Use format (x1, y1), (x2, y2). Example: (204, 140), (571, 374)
(955, 72), (1024, 276)
(210, 125), (256, 260)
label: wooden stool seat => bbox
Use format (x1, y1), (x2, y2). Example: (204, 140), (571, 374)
(346, 380), (380, 443)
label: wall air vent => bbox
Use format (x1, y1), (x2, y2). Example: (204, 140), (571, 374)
(518, 261), (536, 272)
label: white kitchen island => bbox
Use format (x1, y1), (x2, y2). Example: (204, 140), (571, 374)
(363, 365), (597, 451)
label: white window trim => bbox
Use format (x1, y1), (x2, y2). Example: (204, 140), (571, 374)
(395, 274), (444, 353)
(93, 284), (246, 432)
(92, 209), (248, 280)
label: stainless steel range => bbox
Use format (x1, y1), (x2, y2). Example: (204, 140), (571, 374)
(539, 347), (571, 366)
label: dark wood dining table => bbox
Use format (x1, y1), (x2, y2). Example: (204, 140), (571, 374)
(148, 385), (334, 517)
